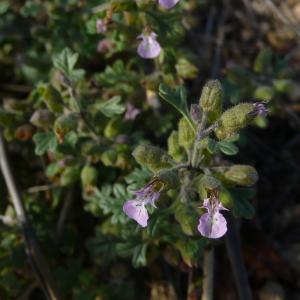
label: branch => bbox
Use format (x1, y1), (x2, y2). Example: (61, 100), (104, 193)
(225, 215), (252, 300)
(0, 130), (60, 300)
(201, 248), (214, 300)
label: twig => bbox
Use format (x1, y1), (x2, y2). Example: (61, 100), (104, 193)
(225, 215), (252, 300)
(0, 130), (60, 300)
(27, 184), (57, 194)
(201, 248), (214, 300)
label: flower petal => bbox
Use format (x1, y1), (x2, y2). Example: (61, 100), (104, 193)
(197, 212), (227, 239)
(158, 0), (179, 9)
(137, 36), (161, 59)
(123, 200), (149, 227)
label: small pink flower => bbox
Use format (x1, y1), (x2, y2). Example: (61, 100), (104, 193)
(137, 32), (161, 59)
(198, 196), (229, 239)
(123, 180), (162, 227)
(124, 103), (140, 121)
(96, 19), (107, 33)
(158, 0), (180, 9)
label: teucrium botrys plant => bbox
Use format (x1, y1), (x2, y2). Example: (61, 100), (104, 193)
(123, 80), (268, 239)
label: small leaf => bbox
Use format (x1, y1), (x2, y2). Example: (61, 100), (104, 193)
(159, 84), (195, 132)
(132, 244), (147, 268)
(96, 96), (125, 117)
(53, 48), (78, 77)
(218, 141), (238, 156)
(53, 48), (85, 81)
(207, 138), (218, 154)
(33, 132), (57, 156)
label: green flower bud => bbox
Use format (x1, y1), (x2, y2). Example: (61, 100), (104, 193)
(54, 113), (77, 142)
(101, 149), (118, 167)
(254, 86), (274, 102)
(60, 165), (81, 186)
(81, 165), (98, 188)
(178, 118), (195, 151)
(30, 109), (54, 129)
(195, 174), (221, 199)
(168, 130), (183, 161)
(224, 165), (258, 186)
(175, 58), (199, 79)
(156, 169), (180, 190)
(132, 144), (172, 172)
(42, 84), (64, 113)
(199, 80), (223, 113)
(215, 103), (255, 139)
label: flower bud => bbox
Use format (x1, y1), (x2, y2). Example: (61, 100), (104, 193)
(168, 130), (183, 161)
(81, 165), (98, 188)
(42, 84), (64, 113)
(60, 165), (81, 186)
(178, 118), (195, 151)
(175, 58), (198, 79)
(30, 109), (54, 129)
(54, 113), (77, 142)
(132, 144), (172, 172)
(156, 169), (180, 190)
(199, 80), (223, 113)
(190, 104), (201, 123)
(196, 174), (221, 199)
(215, 103), (257, 139)
(224, 165), (258, 186)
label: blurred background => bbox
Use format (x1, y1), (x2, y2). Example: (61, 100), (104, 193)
(0, 0), (300, 299)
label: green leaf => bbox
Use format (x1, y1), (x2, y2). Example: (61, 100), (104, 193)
(53, 48), (85, 81)
(159, 84), (195, 132)
(96, 96), (125, 117)
(206, 138), (218, 154)
(33, 132), (57, 156)
(132, 244), (147, 268)
(218, 141), (239, 156)
(84, 183), (129, 224)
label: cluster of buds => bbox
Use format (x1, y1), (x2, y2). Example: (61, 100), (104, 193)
(123, 79), (269, 239)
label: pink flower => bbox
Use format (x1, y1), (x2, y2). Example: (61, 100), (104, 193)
(198, 196), (229, 239)
(137, 32), (161, 59)
(123, 180), (162, 227)
(124, 103), (140, 120)
(158, 0), (180, 9)
(96, 19), (107, 33)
